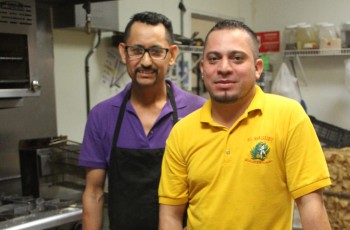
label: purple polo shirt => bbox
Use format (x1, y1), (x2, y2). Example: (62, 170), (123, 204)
(79, 80), (206, 169)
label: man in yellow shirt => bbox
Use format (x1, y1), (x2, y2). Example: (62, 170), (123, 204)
(158, 20), (331, 230)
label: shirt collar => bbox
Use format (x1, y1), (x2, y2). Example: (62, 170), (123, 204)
(247, 85), (265, 114)
(111, 80), (187, 110)
(200, 85), (265, 124)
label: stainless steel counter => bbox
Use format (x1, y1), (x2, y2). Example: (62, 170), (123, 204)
(0, 205), (82, 230)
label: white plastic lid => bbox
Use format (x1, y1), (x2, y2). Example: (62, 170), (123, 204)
(286, 24), (297, 29)
(299, 24), (312, 29)
(320, 22), (334, 27)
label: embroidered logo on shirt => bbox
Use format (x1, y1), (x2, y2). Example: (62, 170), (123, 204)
(250, 141), (270, 161)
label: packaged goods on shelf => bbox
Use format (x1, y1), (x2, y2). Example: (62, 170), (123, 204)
(323, 147), (350, 230)
(295, 23), (318, 50)
(283, 22), (346, 51)
(318, 23), (341, 50)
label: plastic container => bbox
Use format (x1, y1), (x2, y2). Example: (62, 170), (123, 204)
(342, 22), (350, 48)
(318, 23), (337, 41)
(309, 115), (350, 148)
(318, 23), (341, 50)
(283, 25), (297, 50)
(296, 24), (318, 49)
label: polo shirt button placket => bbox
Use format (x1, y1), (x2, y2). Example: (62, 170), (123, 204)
(148, 130), (154, 138)
(224, 149), (232, 163)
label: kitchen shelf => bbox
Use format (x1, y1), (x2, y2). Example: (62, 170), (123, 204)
(178, 45), (203, 54)
(284, 48), (350, 57)
(180, 47), (350, 57)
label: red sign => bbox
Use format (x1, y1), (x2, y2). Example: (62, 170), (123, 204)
(256, 31), (280, 53)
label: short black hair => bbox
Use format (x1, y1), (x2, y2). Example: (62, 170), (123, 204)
(123, 11), (174, 44)
(204, 20), (259, 59)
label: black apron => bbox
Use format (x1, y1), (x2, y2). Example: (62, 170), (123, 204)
(108, 86), (178, 230)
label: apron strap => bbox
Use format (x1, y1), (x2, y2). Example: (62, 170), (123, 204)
(110, 84), (179, 154)
(111, 89), (130, 153)
(166, 83), (179, 126)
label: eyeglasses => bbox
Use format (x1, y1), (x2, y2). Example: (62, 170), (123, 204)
(125, 46), (169, 60)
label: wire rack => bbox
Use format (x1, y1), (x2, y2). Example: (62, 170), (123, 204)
(284, 48), (350, 57)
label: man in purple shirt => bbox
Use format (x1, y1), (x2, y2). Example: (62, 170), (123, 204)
(79, 11), (205, 230)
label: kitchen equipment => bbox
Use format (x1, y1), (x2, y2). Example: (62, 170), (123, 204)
(0, 136), (86, 229)
(18, 136), (85, 200)
(52, 0), (119, 32)
(0, 194), (82, 230)
(0, 0), (40, 99)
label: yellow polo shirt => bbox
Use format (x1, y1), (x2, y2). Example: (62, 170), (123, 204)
(159, 86), (331, 230)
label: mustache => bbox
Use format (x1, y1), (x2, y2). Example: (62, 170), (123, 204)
(134, 67), (158, 74)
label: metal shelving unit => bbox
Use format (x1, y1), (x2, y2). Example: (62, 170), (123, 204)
(174, 45), (204, 94)
(178, 45), (203, 54)
(284, 48), (350, 87)
(284, 48), (350, 57)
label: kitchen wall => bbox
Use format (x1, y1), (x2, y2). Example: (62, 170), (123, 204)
(54, 0), (350, 143)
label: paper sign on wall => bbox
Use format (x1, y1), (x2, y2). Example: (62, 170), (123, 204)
(256, 31), (280, 53)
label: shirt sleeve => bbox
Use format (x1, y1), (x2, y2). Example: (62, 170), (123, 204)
(285, 109), (331, 199)
(159, 127), (189, 205)
(79, 106), (110, 169)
